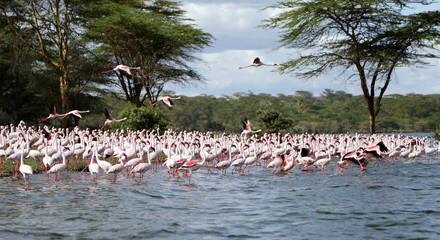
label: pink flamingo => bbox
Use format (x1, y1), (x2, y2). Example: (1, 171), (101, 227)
(363, 141), (389, 160)
(241, 118), (261, 135)
(178, 156), (207, 184)
(239, 57), (277, 69)
(129, 156), (152, 183)
(101, 108), (128, 130)
(38, 104), (65, 122)
(150, 96), (182, 110)
(101, 64), (140, 78)
(59, 110), (91, 120)
(107, 159), (124, 183)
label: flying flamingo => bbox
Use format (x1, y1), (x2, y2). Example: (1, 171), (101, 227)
(241, 118), (261, 135)
(239, 57), (277, 69)
(101, 64), (140, 78)
(38, 104), (65, 122)
(101, 108), (128, 130)
(150, 96), (182, 110)
(59, 110), (91, 120)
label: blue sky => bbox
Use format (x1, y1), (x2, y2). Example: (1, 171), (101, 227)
(168, 0), (440, 97)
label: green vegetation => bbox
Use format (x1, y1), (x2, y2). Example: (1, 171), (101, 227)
(15, 90), (435, 135)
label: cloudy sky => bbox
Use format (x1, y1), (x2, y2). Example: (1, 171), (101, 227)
(168, 0), (440, 97)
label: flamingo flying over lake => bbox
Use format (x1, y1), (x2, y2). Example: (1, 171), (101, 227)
(101, 108), (128, 130)
(38, 104), (65, 122)
(239, 57), (277, 69)
(59, 110), (91, 120)
(241, 118), (261, 135)
(101, 64), (140, 78)
(150, 96), (182, 110)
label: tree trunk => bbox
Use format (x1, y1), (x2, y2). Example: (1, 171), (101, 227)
(369, 112), (376, 135)
(60, 72), (69, 127)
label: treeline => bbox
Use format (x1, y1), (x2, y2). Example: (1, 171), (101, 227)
(3, 89), (438, 134)
(161, 90), (440, 134)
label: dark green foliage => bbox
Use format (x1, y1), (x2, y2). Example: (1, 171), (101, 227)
(117, 105), (169, 131)
(256, 109), (294, 134)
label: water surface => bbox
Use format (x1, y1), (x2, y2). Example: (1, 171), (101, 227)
(1, 157), (440, 240)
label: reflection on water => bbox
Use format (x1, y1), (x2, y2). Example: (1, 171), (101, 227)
(1, 156), (440, 240)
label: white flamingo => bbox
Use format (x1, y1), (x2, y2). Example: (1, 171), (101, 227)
(101, 108), (128, 130)
(19, 142), (33, 187)
(239, 57), (277, 69)
(150, 96), (182, 110)
(48, 140), (67, 182)
(101, 64), (140, 78)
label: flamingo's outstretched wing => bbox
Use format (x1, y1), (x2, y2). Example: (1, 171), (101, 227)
(242, 118), (248, 130)
(104, 108), (112, 120)
(162, 98), (174, 110)
(239, 65), (255, 69)
(101, 69), (115, 74)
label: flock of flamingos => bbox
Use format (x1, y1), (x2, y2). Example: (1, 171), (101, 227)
(0, 119), (438, 188)
(1, 60), (437, 187)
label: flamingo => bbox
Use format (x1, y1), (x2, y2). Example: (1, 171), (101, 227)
(101, 64), (140, 78)
(88, 147), (100, 183)
(38, 104), (65, 122)
(59, 110), (91, 120)
(239, 57), (277, 69)
(241, 118), (261, 135)
(267, 152), (284, 173)
(107, 159), (124, 183)
(48, 140), (67, 182)
(214, 149), (233, 174)
(282, 152), (295, 172)
(19, 142), (33, 187)
(101, 108), (128, 130)
(363, 141), (389, 160)
(150, 96), (182, 110)
(129, 155), (152, 183)
(95, 151), (112, 179)
(337, 151), (367, 175)
(312, 148), (334, 173)
(178, 155), (207, 184)
(243, 141), (259, 173)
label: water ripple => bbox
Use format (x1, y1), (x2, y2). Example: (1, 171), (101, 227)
(0, 158), (440, 239)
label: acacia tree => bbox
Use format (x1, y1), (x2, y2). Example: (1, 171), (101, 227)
(263, 0), (440, 134)
(1, 0), (78, 114)
(85, 0), (212, 107)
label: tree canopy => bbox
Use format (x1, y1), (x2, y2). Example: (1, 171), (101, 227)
(84, 0), (213, 107)
(262, 0), (440, 134)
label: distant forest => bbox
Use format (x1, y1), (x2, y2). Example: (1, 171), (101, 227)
(3, 89), (439, 134)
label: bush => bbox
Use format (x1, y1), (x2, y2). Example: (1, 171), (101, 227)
(116, 105), (170, 131)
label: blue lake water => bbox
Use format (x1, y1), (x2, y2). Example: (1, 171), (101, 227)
(1, 155), (440, 240)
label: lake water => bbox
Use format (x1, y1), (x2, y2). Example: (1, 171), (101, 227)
(1, 154), (440, 240)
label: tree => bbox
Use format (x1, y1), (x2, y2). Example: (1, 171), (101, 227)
(2, 0), (78, 115)
(84, 0), (213, 107)
(256, 109), (294, 134)
(262, 0), (440, 134)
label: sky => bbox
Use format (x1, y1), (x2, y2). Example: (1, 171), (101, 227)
(168, 0), (440, 97)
